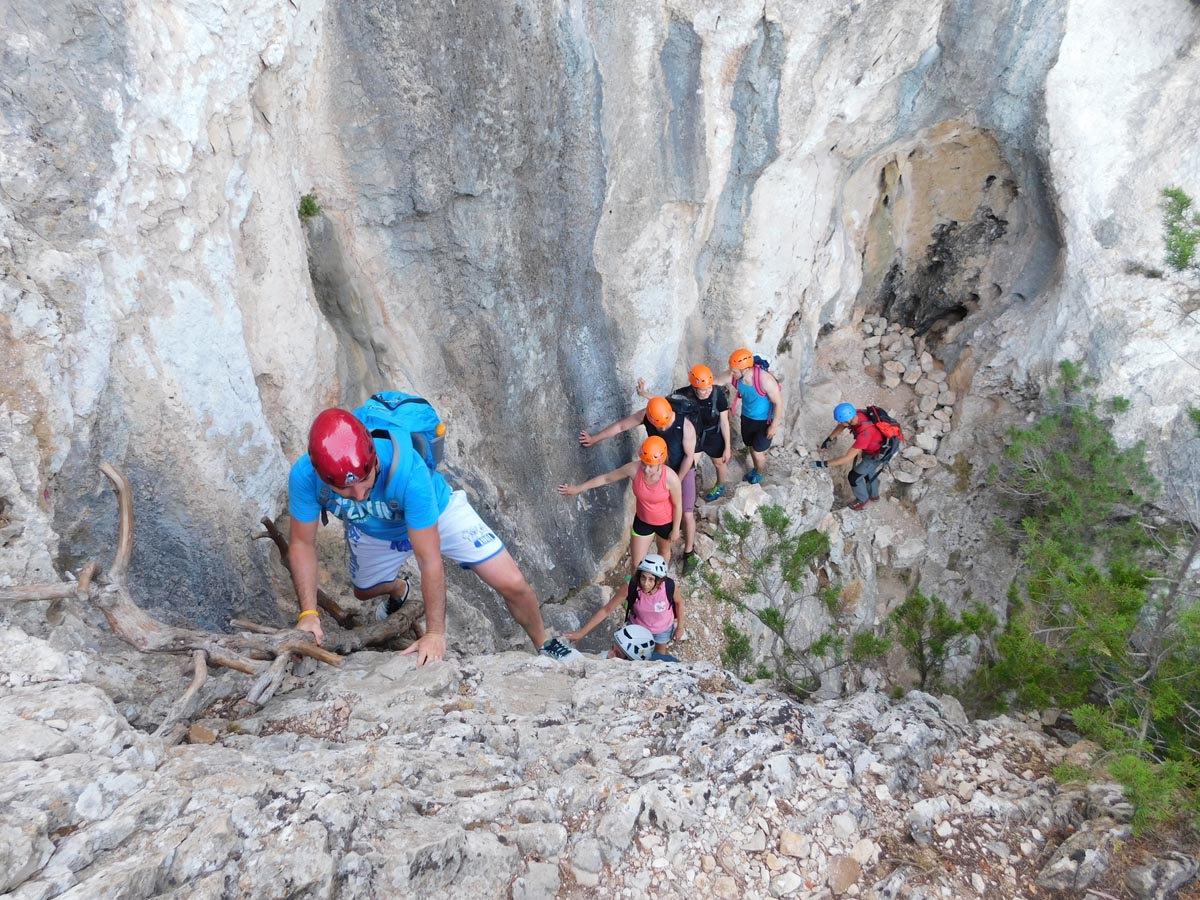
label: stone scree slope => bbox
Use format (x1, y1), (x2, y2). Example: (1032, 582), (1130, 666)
(0, 621), (1156, 900)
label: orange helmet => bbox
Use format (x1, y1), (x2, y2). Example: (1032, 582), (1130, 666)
(646, 397), (674, 429)
(729, 348), (754, 370)
(689, 365), (714, 389)
(640, 436), (668, 465)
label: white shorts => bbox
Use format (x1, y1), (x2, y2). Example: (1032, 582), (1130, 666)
(345, 490), (506, 591)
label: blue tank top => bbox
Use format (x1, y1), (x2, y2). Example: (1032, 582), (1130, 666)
(735, 376), (771, 421)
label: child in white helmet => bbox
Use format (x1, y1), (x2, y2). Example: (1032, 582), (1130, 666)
(566, 554), (684, 657)
(611, 623), (680, 662)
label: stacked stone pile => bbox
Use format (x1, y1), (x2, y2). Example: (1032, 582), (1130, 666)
(2, 621), (1187, 899)
(860, 316), (956, 486)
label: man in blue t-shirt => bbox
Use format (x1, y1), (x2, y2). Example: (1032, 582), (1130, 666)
(288, 408), (580, 665)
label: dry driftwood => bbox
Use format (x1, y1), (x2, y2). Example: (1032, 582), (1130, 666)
(254, 516), (352, 626)
(6, 463), (437, 735)
(230, 594), (425, 655)
(4, 464), (348, 731)
(153, 650), (209, 745)
(0, 561), (97, 603)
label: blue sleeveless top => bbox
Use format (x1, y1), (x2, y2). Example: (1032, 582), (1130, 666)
(735, 376), (771, 421)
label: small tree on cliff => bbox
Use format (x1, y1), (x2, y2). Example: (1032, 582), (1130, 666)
(704, 505), (889, 695)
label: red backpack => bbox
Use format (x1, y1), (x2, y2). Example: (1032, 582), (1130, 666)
(862, 406), (905, 464)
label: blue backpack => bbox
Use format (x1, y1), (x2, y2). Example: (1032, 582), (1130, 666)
(354, 391), (446, 472)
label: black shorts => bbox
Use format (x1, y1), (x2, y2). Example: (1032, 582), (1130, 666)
(699, 429), (726, 459)
(741, 415), (773, 452)
(631, 516), (673, 539)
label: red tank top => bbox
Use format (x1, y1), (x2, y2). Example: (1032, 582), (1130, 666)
(632, 466), (672, 525)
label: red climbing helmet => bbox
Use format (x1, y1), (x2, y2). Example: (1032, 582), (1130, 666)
(308, 409), (377, 488)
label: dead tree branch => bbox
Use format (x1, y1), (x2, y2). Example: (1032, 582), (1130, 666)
(0, 561), (98, 602)
(230, 596), (426, 654)
(154, 651), (209, 744)
(254, 516), (351, 626)
(247, 653), (292, 706)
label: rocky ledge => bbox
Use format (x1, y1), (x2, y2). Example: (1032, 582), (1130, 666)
(5, 621), (1187, 899)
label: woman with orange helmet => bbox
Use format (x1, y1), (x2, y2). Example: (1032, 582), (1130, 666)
(559, 435), (683, 575)
(579, 391), (698, 573)
(723, 348), (784, 485)
(638, 364), (732, 493)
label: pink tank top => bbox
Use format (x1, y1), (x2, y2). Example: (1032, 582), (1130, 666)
(631, 580), (675, 634)
(632, 466), (672, 525)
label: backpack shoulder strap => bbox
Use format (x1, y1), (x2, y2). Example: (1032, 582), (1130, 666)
(380, 432), (406, 513)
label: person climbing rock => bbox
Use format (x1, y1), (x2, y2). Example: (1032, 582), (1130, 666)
(288, 407), (581, 664)
(723, 348), (784, 484)
(579, 394), (699, 573)
(565, 553), (684, 656)
(811, 402), (894, 510)
(610, 623), (681, 662)
(559, 436), (683, 575)
(636, 365), (730, 573)
(639, 365), (731, 500)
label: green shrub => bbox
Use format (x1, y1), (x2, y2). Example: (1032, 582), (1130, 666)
(1052, 762), (1091, 784)
(721, 620), (751, 672)
(710, 505), (882, 693)
(889, 590), (996, 691)
(1162, 187), (1200, 272)
(299, 193), (322, 219)
(976, 360), (1200, 831)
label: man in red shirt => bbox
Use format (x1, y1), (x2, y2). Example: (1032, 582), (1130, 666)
(811, 403), (886, 510)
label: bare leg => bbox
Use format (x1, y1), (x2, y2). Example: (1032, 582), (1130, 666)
(352, 578), (405, 601)
(470, 550), (548, 649)
(653, 532), (672, 566)
(683, 511), (696, 554)
(630, 532), (655, 576)
(655, 642), (670, 655)
(749, 448), (768, 475)
(712, 457), (728, 486)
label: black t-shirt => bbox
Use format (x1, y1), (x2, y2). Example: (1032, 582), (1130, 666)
(672, 385), (728, 439)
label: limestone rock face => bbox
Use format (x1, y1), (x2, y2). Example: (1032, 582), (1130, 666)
(2, 0), (1198, 641)
(0, 621), (1112, 899)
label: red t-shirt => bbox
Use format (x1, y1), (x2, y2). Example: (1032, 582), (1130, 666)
(850, 417), (884, 455)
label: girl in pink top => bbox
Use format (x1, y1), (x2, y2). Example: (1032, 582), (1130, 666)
(558, 436), (682, 575)
(566, 553), (684, 655)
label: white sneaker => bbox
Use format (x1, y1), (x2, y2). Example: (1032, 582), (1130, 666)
(539, 637), (583, 662)
(374, 579), (411, 622)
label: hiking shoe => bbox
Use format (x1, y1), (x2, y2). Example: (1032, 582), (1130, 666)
(682, 552), (700, 577)
(374, 579), (410, 622)
(744, 470), (764, 485)
(869, 495), (881, 502)
(704, 484), (726, 502)
(848, 500), (868, 511)
(540, 637), (583, 662)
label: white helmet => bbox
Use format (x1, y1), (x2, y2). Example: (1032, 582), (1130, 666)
(636, 554), (668, 579)
(614, 624), (655, 661)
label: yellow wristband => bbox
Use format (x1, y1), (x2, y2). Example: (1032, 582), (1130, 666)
(297, 610), (319, 621)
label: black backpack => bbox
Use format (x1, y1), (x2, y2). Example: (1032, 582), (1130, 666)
(667, 389), (720, 440)
(626, 577), (677, 623)
(862, 406), (905, 466)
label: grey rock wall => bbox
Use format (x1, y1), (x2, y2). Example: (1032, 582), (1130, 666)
(2, 0), (1198, 645)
